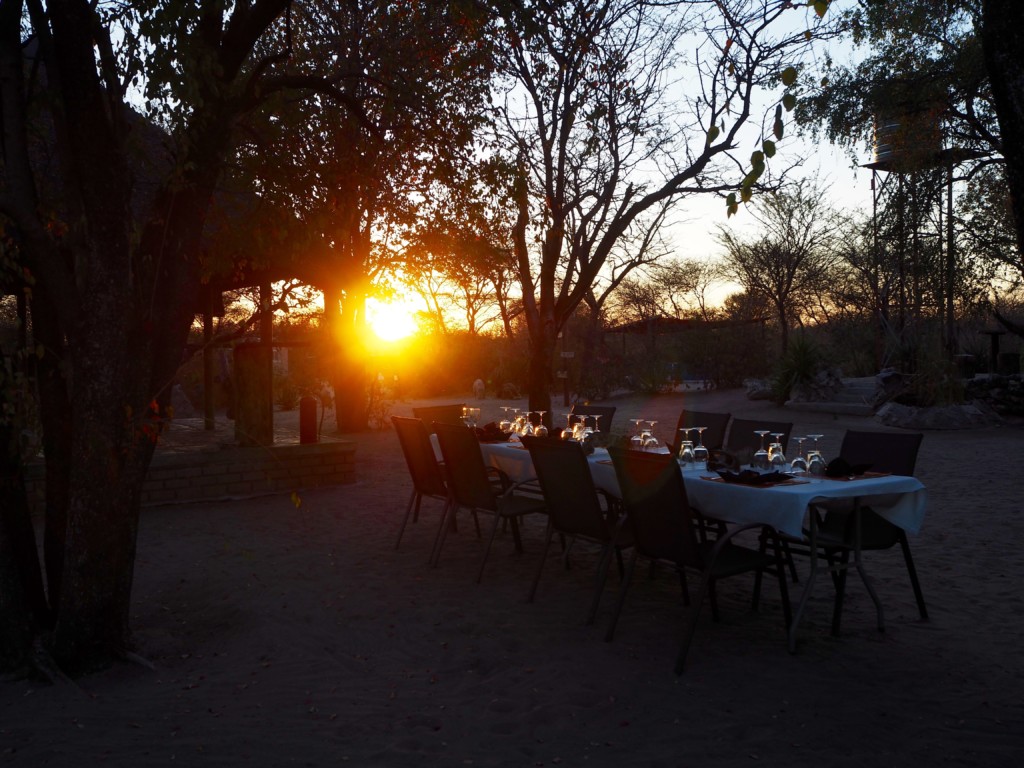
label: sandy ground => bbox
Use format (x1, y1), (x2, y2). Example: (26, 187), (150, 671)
(2, 387), (1023, 767)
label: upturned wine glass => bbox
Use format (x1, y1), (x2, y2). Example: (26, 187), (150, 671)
(753, 429), (770, 469)
(790, 437), (808, 474)
(693, 427), (709, 469)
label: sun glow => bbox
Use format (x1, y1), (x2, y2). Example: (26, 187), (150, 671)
(367, 299), (418, 342)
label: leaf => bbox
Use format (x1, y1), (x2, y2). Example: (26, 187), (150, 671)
(750, 150), (764, 166)
(783, 93), (797, 112)
(741, 186), (753, 203)
(773, 105), (785, 140)
(726, 192), (738, 217)
(762, 139), (776, 158)
(781, 66), (798, 87)
(812, 0), (829, 18)
(706, 125), (720, 146)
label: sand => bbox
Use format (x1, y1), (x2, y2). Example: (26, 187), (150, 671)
(2, 388), (1023, 766)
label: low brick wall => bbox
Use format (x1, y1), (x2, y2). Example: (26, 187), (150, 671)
(25, 440), (357, 509)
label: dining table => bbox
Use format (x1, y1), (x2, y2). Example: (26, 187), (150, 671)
(478, 439), (928, 652)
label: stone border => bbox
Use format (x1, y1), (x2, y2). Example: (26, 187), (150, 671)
(24, 440), (357, 510)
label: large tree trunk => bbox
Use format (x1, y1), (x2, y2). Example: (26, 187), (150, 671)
(981, 0), (1024, 256)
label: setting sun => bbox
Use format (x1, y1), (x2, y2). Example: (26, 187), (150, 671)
(367, 299), (417, 342)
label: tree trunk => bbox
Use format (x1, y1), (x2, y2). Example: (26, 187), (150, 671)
(981, 0), (1024, 256)
(323, 285), (369, 434)
(526, 325), (556, 418)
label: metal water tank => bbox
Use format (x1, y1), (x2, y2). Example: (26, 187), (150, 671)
(871, 106), (943, 171)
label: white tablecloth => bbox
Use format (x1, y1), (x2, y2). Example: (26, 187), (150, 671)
(480, 443), (927, 539)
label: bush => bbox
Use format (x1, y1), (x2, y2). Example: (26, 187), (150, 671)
(771, 335), (822, 404)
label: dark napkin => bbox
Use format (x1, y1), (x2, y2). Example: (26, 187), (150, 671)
(825, 457), (872, 478)
(716, 469), (794, 486)
(475, 423), (511, 442)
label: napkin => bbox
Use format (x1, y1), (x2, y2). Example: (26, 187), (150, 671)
(716, 469), (794, 486)
(824, 458), (872, 478)
(475, 423), (511, 442)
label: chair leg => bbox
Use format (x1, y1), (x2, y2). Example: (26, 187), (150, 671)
(781, 539), (800, 583)
(899, 533), (928, 621)
(677, 566), (690, 606)
(395, 490), (418, 550)
(509, 516), (524, 553)
(770, 533), (792, 628)
(831, 549), (851, 636)
(675, 570), (712, 675)
(528, 523), (556, 603)
(605, 551), (639, 642)
(587, 544), (614, 626)
(476, 512), (503, 584)
(430, 499), (456, 567)
(707, 579), (720, 622)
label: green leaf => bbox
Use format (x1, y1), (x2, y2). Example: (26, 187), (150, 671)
(726, 193), (738, 217)
(750, 150), (764, 166)
(773, 105), (784, 140)
(706, 125), (720, 145)
(781, 66), (798, 87)
(741, 186), (753, 203)
(762, 139), (776, 158)
(812, 0), (829, 18)
(783, 93), (797, 112)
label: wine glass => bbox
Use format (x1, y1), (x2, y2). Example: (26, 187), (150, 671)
(560, 413), (574, 440)
(693, 426), (709, 470)
(806, 434), (826, 475)
(790, 437), (808, 474)
(630, 417), (646, 450)
(535, 410), (548, 437)
(678, 440), (695, 466)
(499, 406), (512, 434)
(753, 429), (770, 469)
(521, 411), (535, 436)
(630, 418), (644, 439)
(768, 433), (786, 471)
(642, 421), (659, 450)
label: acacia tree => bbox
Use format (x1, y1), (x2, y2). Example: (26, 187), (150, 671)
(488, 0), (834, 416)
(233, 0), (493, 431)
(716, 180), (842, 355)
(0, 0), (373, 675)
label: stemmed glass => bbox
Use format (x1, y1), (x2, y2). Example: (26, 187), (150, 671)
(535, 410), (548, 437)
(462, 406), (480, 429)
(806, 434), (826, 475)
(790, 437), (808, 474)
(521, 411), (535, 436)
(678, 439), (695, 466)
(753, 429), (770, 469)
(768, 433), (786, 471)
(560, 413), (574, 440)
(693, 426), (709, 470)
(630, 417), (646, 450)
(499, 406), (512, 434)
(642, 421), (659, 450)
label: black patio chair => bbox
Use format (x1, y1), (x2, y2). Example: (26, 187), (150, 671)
(520, 435), (631, 625)
(607, 447), (791, 674)
(412, 404), (467, 431)
(432, 422), (547, 583)
(815, 430), (927, 635)
(391, 416), (450, 551)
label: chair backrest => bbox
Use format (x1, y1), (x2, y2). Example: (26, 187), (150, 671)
(671, 410), (731, 454)
(608, 447), (703, 568)
(412, 404), (466, 431)
(391, 416), (447, 497)
(569, 404), (617, 435)
(839, 430), (923, 476)
(725, 418), (793, 455)
(433, 422), (498, 511)
(521, 435), (608, 542)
